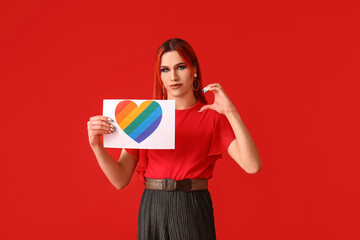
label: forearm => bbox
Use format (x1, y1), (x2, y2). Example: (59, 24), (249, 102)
(225, 111), (262, 173)
(91, 145), (129, 189)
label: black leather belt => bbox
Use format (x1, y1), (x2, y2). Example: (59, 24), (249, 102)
(145, 178), (208, 192)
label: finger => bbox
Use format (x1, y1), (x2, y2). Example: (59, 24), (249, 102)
(204, 83), (221, 89)
(90, 120), (115, 129)
(202, 84), (211, 92)
(91, 124), (116, 131)
(89, 120), (116, 132)
(89, 115), (114, 123)
(90, 129), (115, 135)
(202, 84), (212, 92)
(202, 86), (220, 93)
(198, 104), (215, 112)
(202, 83), (222, 93)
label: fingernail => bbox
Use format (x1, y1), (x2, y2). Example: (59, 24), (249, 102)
(108, 117), (113, 122)
(110, 124), (114, 129)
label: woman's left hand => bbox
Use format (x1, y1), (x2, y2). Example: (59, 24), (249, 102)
(198, 83), (237, 115)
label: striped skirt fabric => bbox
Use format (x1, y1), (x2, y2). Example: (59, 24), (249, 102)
(137, 188), (217, 240)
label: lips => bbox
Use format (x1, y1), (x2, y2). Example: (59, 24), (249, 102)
(169, 84), (182, 89)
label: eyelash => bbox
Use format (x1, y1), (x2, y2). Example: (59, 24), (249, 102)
(160, 65), (186, 72)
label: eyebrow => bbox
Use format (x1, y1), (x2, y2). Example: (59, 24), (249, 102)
(160, 62), (186, 68)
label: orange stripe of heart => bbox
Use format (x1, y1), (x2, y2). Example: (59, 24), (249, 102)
(116, 101), (137, 124)
(119, 100), (152, 130)
(115, 101), (131, 116)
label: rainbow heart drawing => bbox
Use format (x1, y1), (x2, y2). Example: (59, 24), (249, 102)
(115, 100), (163, 143)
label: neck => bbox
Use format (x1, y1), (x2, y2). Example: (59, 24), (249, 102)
(169, 94), (198, 110)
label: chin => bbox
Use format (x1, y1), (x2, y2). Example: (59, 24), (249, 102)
(167, 86), (192, 98)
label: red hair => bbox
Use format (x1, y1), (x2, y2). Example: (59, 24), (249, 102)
(153, 38), (208, 104)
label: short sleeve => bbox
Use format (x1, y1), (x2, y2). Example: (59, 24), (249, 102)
(124, 148), (139, 160)
(208, 113), (236, 162)
(124, 148), (148, 183)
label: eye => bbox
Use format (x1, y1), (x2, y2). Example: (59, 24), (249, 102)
(160, 68), (168, 73)
(178, 65), (186, 70)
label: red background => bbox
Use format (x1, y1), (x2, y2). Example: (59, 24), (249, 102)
(1, 0), (359, 239)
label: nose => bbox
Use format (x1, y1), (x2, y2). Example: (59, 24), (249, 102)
(171, 69), (178, 82)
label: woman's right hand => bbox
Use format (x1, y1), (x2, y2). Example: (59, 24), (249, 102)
(87, 116), (116, 149)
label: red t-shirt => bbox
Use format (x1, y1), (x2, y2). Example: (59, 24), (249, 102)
(125, 100), (236, 182)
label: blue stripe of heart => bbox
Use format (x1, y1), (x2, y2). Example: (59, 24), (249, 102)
(134, 114), (162, 143)
(129, 106), (162, 141)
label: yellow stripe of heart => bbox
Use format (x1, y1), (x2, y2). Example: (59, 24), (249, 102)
(120, 100), (153, 130)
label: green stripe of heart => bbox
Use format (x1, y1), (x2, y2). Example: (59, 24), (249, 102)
(123, 101), (160, 135)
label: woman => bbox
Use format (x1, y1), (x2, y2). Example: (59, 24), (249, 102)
(87, 38), (262, 240)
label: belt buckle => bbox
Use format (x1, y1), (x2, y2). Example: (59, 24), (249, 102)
(176, 179), (192, 192)
(163, 178), (176, 191)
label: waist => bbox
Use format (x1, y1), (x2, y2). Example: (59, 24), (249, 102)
(145, 178), (208, 192)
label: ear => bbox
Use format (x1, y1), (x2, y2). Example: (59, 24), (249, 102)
(193, 64), (198, 76)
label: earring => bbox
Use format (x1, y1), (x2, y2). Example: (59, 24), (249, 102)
(193, 77), (200, 91)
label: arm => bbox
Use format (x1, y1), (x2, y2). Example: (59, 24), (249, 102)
(199, 83), (262, 174)
(88, 116), (138, 190)
(92, 146), (138, 189)
(225, 111), (262, 173)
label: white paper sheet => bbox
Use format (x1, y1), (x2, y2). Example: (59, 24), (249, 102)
(103, 99), (175, 149)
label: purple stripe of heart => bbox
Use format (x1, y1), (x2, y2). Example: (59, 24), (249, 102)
(134, 114), (162, 143)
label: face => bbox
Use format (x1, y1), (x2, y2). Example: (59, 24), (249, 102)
(160, 51), (197, 100)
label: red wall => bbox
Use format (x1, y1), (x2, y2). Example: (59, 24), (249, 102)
(1, 0), (359, 239)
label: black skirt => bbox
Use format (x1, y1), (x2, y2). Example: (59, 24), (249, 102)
(137, 188), (217, 240)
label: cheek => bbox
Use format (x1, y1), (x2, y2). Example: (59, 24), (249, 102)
(161, 76), (169, 87)
(181, 71), (193, 83)
(160, 73), (167, 83)
(183, 70), (192, 80)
